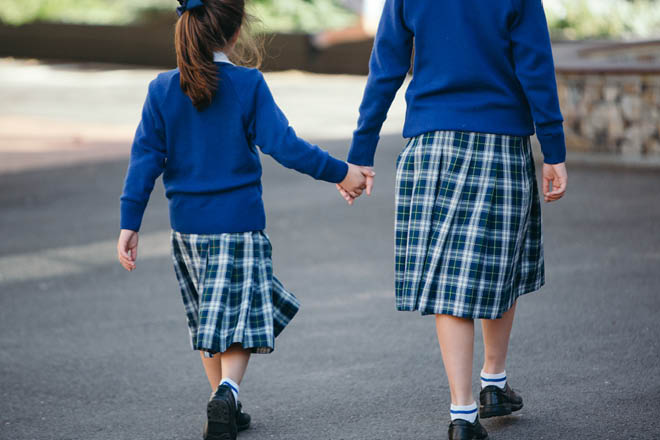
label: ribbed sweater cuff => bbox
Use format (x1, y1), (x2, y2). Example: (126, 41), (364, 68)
(537, 130), (567, 164)
(320, 156), (349, 184)
(347, 132), (379, 166)
(120, 199), (146, 231)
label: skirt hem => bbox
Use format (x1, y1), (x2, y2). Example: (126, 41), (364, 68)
(396, 279), (545, 320)
(197, 346), (274, 358)
(196, 341), (275, 358)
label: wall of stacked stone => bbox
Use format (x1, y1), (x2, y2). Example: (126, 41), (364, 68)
(556, 71), (660, 157)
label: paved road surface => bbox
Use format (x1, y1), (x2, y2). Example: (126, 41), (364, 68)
(0, 59), (406, 174)
(1, 132), (659, 439)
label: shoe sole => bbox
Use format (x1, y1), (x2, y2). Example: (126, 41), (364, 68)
(479, 401), (523, 419)
(448, 427), (489, 439)
(206, 399), (237, 440)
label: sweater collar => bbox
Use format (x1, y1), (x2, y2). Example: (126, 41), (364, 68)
(213, 52), (234, 65)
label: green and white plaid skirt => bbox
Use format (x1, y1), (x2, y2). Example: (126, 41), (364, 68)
(171, 230), (299, 356)
(395, 131), (544, 319)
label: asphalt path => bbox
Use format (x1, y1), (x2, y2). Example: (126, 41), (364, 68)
(1, 135), (659, 440)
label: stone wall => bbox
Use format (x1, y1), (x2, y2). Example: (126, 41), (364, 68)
(557, 71), (660, 157)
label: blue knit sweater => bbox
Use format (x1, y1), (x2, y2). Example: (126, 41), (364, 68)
(348, 0), (566, 165)
(120, 61), (348, 234)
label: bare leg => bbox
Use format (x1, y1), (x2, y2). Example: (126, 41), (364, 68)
(220, 344), (251, 385)
(200, 352), (223, 390)
(481, 301), (517, 374)
(435, 314), (475, 405)
(200, 343), (251, 390)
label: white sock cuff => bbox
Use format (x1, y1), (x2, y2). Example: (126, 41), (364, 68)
(480, 370), (506, 381)
(450, 402), (478, 422)
(450, 402), (478, 412)
(220, 377), (240, 395)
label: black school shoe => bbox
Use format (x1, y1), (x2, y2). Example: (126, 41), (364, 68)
(479, 383), (523, 419)
(204, 384), (238, 440)
(236, 401), (251, 431)
(203, 401), (250, 438)
(448, 417), (489, 440)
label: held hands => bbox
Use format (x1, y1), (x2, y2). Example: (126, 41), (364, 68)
(542, 162), (567, 203)
(336, 163), (375, 205)
(117, 229), (139, 271)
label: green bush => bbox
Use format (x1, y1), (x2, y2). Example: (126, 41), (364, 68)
(0, 0), (168, 25)
(250, 0), (356, 33)
(0, 0), (356, 31)
(544, 0), (660, 39)
(2, 0), (659, 38)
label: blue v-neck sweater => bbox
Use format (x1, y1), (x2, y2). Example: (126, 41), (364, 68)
(348, 0), (566, 165)
(120, 64), (348, 234)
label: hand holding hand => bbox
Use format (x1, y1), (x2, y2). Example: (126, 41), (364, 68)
(542, 162), (567, 202)
(336, 165), (375, 205)
(117, 229), (139, 271)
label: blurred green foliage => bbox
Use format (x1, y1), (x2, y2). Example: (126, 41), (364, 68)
(544, 0), (660, 39)
(249, 0), (356, 33)
(0, 0), (356, 31)
(0, 0), (169, 25)
(1, 0), (659, 39)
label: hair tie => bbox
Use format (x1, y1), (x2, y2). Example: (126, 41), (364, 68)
(177, 0), (205, 16)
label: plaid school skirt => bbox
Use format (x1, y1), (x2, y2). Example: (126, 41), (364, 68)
(171, 230), (299, 356)
(395, 131), (544, 320)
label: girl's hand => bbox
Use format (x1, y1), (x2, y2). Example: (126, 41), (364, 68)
(337, 165), (375, 205)
(542, 162), (567, 202)
(339, 163), (367, 198)
(117, 229), (139, 271)
(336, 183), (355, 204)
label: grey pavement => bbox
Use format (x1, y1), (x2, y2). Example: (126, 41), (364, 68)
(0, 59), (405, 174)
(1, 133), (659, 440)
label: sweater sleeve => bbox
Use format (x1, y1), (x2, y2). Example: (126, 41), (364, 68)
(510, 0), (566, 164)
(347, 0), (413, 166)
(119, 81), (167, 231)
(249, 73), (348, 183)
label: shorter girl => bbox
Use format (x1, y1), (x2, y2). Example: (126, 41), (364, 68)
(117, 1), (370, 439)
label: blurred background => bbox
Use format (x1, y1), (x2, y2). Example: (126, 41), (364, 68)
(1, 1), (659, 440)
(1, 0), (660, 165)
(1, 0), (660, 36)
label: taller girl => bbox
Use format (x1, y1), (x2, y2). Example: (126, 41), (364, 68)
(344, 1), (567, 439)
(117, 1), (369, 439)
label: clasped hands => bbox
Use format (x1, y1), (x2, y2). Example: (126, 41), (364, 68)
(337, 162), (568, 204)
(336, 163), (375, 205)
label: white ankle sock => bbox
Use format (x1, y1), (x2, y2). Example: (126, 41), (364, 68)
(219, 377), (240, 404)
(480, 370), (506, 389)
(450, 402), (478, 423)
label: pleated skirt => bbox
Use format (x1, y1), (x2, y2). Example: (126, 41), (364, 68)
(394, 131), (544, 319)
(171, 230), (299, 356)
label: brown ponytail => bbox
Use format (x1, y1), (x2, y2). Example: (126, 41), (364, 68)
(175, 0), (262, 111)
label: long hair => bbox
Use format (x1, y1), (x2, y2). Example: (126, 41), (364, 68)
(175, 0), (262, 111)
